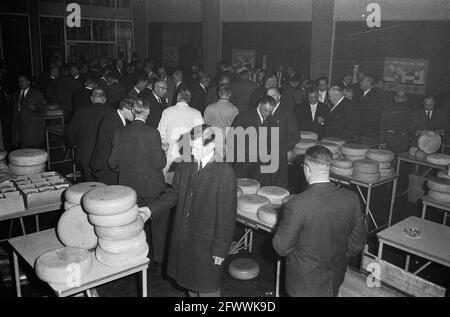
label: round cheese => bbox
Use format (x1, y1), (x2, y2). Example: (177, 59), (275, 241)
(428, 190), (450, 203)
(287, 151), (293, 162)
(380, 167), (395, 177)
(366, 149), (395, 163)
(98, 231), (146, 254)
(415, 150), (427, 162)
(300, 131), (318, 141)
(8, 163), (46, 176)
(409, 146), (419, 157)
(353, 170), (381, 183)
(321, 137), (346, 148)
(257, 204), (281, 226)
(333, 153), (340, 160)
(64, 201), (77, 210)
(354, 159), (380, 174)
(95, 243), (148, 267)
(237, 178), (261, 195)
(437, 170), (450, 180)
(427, 177), (450, 193)
(65, 182), (106, 205)
(237, 187), (243, 198)
(341, 144), (369, 157)
(426, 153), (450, 166)
(295, 139), (317, 150)
(331, 166), (354, 177)
(228, 258), (260, 280)
(316, 141), (340, 154)
(237, 194), (270, 214)
(379, 161), (392, 170)
(332, 158), (353, 169)
(282, 194), (295, 205)
(35, 247), (93, 284)
(95, 216), (144, 241)
(0, 150), (7, 161)
(293, 148), (306, 156)
(417, 131), (441, 154)
(88, 205), (139, 227)
(57, 206), (97, 250)
(256, 186), (290, 205)
(345, 155), (366, 162)
(9, 149), (48, 166)
(82, 185), (137, 216)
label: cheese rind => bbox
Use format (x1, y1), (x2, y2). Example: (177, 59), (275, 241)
(95, 216), (144, 240)
(321, 137), (346, 148)
(256, 186), (290, 205)
(316, 141), (340, 154)
(428, 190), (450, 203)
(341, 144), (369, 157)
(366, 149), (395, 163)
(237, 194), (270, 214)
(427, 177), (450, 193)
(417, 131), (441, 154)
(64, 201), (77, 210)
(437, 170), (450, 180)
(57, 205), (97, 250)
(354, 159), (380, 174)
(98, 231), (147, 254)
(237, 187), (243, 198)
(353, 170), (381, 183)
(426, 153), (450, 166)
(257, 204), (281, 226)
(82, 185), (137, 215)
(300, 131), (318, 141)
(332, 158), (353, 169)
(237, 178), (261, 195)
(331, 166), (354, 177)
(228, 258), (260, 280)
(380, 167), (395, 177)
(65, 182), (106, 205)
(295, 139), (317, 150)
(9, 149), (48, 166)
(88, 205), (139, 227)
(95, 243), (148, 267)
(8, 163), (46, 176)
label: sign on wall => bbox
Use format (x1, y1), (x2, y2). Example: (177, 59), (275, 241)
(383, 57), (429, 95)
(162, 45), (179, 68)
(232, 49), (256, 68)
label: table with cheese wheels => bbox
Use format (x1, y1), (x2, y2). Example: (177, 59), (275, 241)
(396, 153), (447, 177)
(8, 229), (149, 297)
(377, 217), (450, 277)
(421, 196), (450, 225)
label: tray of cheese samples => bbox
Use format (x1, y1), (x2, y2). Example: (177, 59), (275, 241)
(0, 180), (26, 215)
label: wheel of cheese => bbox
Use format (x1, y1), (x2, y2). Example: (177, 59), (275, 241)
(321, 137), (346, 148)
(333, 153), (340, 160)
(353, 170), (381, 183)
(95, 243), (148, 267)
(257, 204), (281, 226)
(65, 182), (106, 205)
(35, 247), (93, 284)
(228, 258), (260, 280)
(316, 141), (340, 154)
(332, 158), (353, 169)
(380, 167), (395, 177)
(46, 104), (60, 111)
(354, 159), (380, 174)
(409, 146), (419, 157)
(0, 150), (7, 161)
(300, 131), (318, 141)
(88, 205), (139, 227)
(9, 149), (48, 166)
(237, 178), (261, 195)
(256, 186), (290, 205)
(437, 170), (450, 180)
(344, 155), (366, 162)
(237, 194), (270, 214)
(287, 151), (293, 162)
(282, 194), (295, 205)
(295, 139), (317, 150)
(417, 131), (441, 154)
(64, 201), (77, 210)
(379, 161), (392, 170)
(57, 206), (97, 250)
(82, 185), (137, 216)
(426, 153), (450, 166)
(95, 216), (144, 241)
(293, 148), (306, 156)
(331, 166), (354, 177)
(415, 150), (427, 162)
(428, 190), (450, 203)
(237, 186), (243, 198)
(366, 149), (395, 163)
(98, 231), (146, 254)
(8, 163), (46, 176)
(427, 178), (450, 193)
(341, 144), (369, 157)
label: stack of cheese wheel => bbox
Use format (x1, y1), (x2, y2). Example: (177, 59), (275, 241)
(237, 186), (243, 198)
(0, 150), (7, 161)
(237, 178), (260, 195)
(256, 186), (290, 205)
(437, 170), (450, 180)
(317, 141), (341, 159)
(300, 131), (319, 141)
(417, 131), (441, 154)
(82, 185), (148, 267)
(353, 159), (380, 183)
(427, 177), (450, 203)
(237, 194), (270, 214)
(57, 182), (107, 250)
(426, 153), (450, 167)
(228, 257), (260, 280)
(257, 204), (282, 226)
(8, 149), (48, 175)
(293, 139), (317, 156)
(341, 144), (369, 162)
(35, 247), (93, 284)
(366, 149), (396, 177)
(331, 158), (354, 177)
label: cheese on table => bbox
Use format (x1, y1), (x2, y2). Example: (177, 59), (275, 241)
(237, 194), (270, 214)
(35, 247), (93, 284)
(341, 144), (369, 157)
(295, 139), (317, 150)
(237, 178), (261, 195)
(409, 146), (419, 157)
(321, 137), (346, 148)
(98, 231), (147, 254)
(64, 201), (77, 210)
(300, 131), (318, 141)
(417, 131), (441, 154)
(95, 216), (144, 240)
(333, 153), (340, 160)
(344, 155), (366, 162)
(95, 243), (148, 267)
(282, 194), (296, 205)
(427, 177), (450, 193)
(332, 158), (353, 169)
(293, 148), (306, 156)
(378, 161), (392, 170)
(65, 182), (106, 205)
(437, 170), (450, 180)
(8, 163), (46, 176)
(428, 190), (450, 203)
(8, 149), (48, 166)
(228, 258), (260, 280)
(88, 204), (139, 227)
(316, 141), (340, 154)
(366, 149), (395, 163)
(353, 170), (381, 183)
(256, 186), (290, 205)
(237, 186), (243, 198)
(426, 153), (450, 166)
(414, 150), (427, 162)
(82, 185), (137, 216)
(380, 167), (395, 177)
(57, 205), (97, 250)
(332, 166), (354, 177)
(354, 159), (380, 174)
(257, 204), (281, 226)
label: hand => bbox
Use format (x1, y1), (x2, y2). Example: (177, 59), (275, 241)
(138, 207), (151, 222)
(317, 116), (325, 125)
(162, 141), (169, 152)
(212, 256), (224, 266)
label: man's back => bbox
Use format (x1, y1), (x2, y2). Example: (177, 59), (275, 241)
(204, 99), (239, 131)
(231, 79), (258, 113)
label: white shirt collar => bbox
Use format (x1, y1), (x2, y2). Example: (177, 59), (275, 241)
(199, 151), (215, 169)
(74, 75), (79, 79)
(363, 88), (372, 97)
(200, 83), (207, 92)
(86, 86), (93, 90)
(272, 102), (281, 115)
(176, 81), (182, 88)
(134, 118), (146, 123)
(257, 108), (264, 124)
(21, 88), (29, 95)
(175, 101), (189, 107)
(330, 96), (345, 114)
(134, 87), (140, 94)
(117, 110), (126, 126)
(152, 91), (160, 101)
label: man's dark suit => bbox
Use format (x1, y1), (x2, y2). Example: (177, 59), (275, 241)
(108, 120), (170, 263)
(190, 83), (208, 114)
(409, 109), (447, 136)
(231, 79), (258, 113)
(248, 86), (266, 109)
(358, 88), (383, 146)
(138, 88), (167, 128)
(67, 103), (112, 181)
(108, 81), (125, 109)
(379, 102), (411, 153)
(171, 81), (186, 106)
(43, 76), (79, 119)
(72, 87), (93, 110)
(325, 97), (359, 142)
(295, 101), (329, 139)
(273, 182), (366, 297)
(90, 110), (125, 185)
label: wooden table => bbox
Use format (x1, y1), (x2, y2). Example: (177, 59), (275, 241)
(421, 196), (450, 225)
(8, 229), (149, 297)
(377, 216), (450, 276)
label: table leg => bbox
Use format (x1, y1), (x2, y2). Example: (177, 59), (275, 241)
(275, 259), (281, 297)
(388, 177), (398, 227)
(244, 229), (248, 250)
(421, 204), (427, 219)
(405, 255), (410, 271)
(443, 212), (448, 226)
(142, 269), (148, 297)
(45, 130), (51, 170)
(35, 215), (40, 232)
(377, 242), (383, 260)
(395, 158), (401, 175)
(13, 251), (22, 297)
(19, 218), (26, 235)
(249, 230), (253, 254)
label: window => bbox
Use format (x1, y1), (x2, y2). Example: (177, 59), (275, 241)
(92, 20), (116, 42)
(66, 19), (92, 41)
(91, 0), (115, 7)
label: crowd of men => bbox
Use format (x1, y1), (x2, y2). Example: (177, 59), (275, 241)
(1, 55), (449, 297)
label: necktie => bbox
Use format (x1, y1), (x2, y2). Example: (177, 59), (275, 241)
(19, 90), (25, 112)
(426, 111), (431, 120)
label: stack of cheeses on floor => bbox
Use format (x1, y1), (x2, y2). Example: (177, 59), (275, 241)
(8, 149), (48, 176)
(82, 185), (148, 267)
(427, 177), (450, 203)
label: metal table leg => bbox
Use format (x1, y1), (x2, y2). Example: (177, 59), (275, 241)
(405, 255), (410, 271)
(13, 251), (21, 297)
(421, 204), (427, 220)
(35, 215), (40, 232)
(377, 242), (384, 259)
(357, 185), (377, 229)
(19, 218), (26, 235)
(142, 269), (148, 297)
(388, 177), (398, 226)
(275, 259), (281, 297)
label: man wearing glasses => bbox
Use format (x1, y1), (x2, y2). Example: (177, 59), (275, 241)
(138, 80), (169, 127)
(273, 145), (366, 297)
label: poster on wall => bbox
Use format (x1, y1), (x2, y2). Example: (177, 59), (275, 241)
(232, 49), (256, 69)
(383, 57), (429, 95)
(162, 45), (179, 68)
